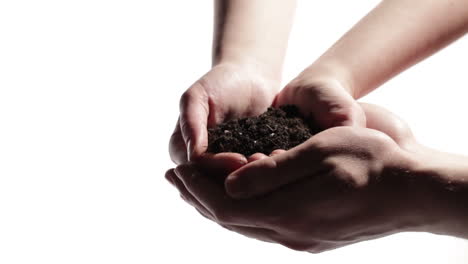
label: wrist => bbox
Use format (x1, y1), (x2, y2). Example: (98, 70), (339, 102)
(400, 146), (468, 238)
(213, 55), (283, 88)
(212, 0), (295, 86)
(298, 60), (356, 98)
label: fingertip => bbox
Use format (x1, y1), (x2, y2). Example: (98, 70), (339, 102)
(170, 167), (196, 203)
(165, 169), (176, 185)
(225, 173), (251, 199)
(189, 137), (209, 162)
(269, 149), (286, 157)
(198, 152), (248, 174)
(227, 156), (286, 199)
(272, 93), (281, 108)
(247, 153), (268, 163)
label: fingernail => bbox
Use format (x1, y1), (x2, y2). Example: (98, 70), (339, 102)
(187, 139), (193, 162)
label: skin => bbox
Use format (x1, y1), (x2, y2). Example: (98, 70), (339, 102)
(250, 0), (468, 138)
(304, 0), (468, 99)
(167, 0), (468, 253)
(170, 0), (296, 168)
(170, 0), (370, 169)
(268, 0), (468, 143)
(172, 0), (468, 166)
(166, 104), (468, 252)
(220, 0), (468, 203)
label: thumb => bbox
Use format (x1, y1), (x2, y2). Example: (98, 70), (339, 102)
(225, 141), (326, 199)
(179, 86), (209, 162)
(313, 98), (366, 129)
(359, 102), (415, 147)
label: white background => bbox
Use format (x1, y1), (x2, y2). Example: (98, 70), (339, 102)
(1, 0), (468, 263)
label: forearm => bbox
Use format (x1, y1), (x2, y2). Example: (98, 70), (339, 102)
(303, 0), (468, 98)
(213, 0), (296, 80)
(409, 146), (468, 239)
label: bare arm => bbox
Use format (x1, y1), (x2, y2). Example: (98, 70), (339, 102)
(213, 0), (296, 79)
(410, 146), (468, 239)
(171, 0), (296, 164)
(302, 0), (468, 98)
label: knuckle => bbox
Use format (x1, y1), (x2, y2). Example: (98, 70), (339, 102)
(321, 156), (340, 172)
(320, 156), (363, 188)
(179, 90), (193, 109)
(306, 137), (329, 155)
(333, 166), (368, 189)
(181, 82), (209, 106)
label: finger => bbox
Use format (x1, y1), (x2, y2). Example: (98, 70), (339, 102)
(225, 141), (328, 199)
(276, 81), (366, 128)
(174, 164), (261, 226)
(169, 118), (188, 165)
(197, 152), (248, 176)
(170, 168), (270, 232)
(269, 149), (286, 157)
(247, 153), (268, 163)
(174, 164), (232, 221)
(179, 84), (209, 162)
(359, 103), (416, 147)
(165, 169), (176, 186)
(336, 101), (366, 127)
(312, 93), (366, 128)
(166, 169), (214, 220)
(171, 168), (279, 245)
(222, 225), (279, 244)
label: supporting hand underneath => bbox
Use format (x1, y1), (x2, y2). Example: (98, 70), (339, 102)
(166, 103), (468, 252)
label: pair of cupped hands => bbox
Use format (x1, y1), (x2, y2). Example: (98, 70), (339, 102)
(166, 63), (420, 252)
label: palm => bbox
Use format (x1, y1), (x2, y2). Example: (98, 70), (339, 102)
(169, 63), (278, 166)
(198, 64), (278, 123)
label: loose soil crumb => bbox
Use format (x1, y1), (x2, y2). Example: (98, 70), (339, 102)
(207, 105), (320, 156)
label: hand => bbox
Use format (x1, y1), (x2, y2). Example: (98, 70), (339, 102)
(165, 104), (426, 253)
(275, 70), (366, 129)
(169, 62), (279, 170)
(225, 102), (417, 198)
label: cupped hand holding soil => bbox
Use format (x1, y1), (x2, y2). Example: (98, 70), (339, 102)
(207, 105), (320, 156)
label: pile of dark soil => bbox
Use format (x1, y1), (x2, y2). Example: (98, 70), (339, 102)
(207, 105), (320, 156)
